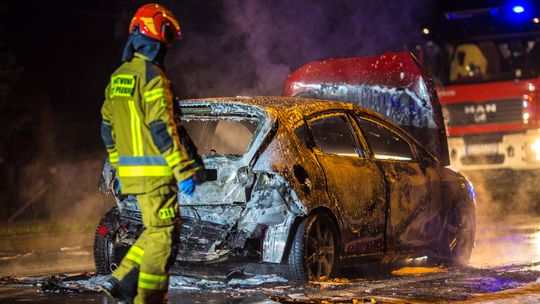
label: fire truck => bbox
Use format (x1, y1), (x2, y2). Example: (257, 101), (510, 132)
(425, 3), (540, 172)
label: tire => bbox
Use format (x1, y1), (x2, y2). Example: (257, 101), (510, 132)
(287, 214), (339, 281)
(439, 201), (475, 266)
(93, 207), (131, 274)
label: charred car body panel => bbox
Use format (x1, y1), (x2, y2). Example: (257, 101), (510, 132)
(98, 96), (475, 277)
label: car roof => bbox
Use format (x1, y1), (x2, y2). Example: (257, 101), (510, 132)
(182, 96), (384, 123)
(181, 96), (434, 158)
(183, 95), (346, 109)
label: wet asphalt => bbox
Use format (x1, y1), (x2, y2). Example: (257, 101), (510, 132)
(1, 214), (540, 303)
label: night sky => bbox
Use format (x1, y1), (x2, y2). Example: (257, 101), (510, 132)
(0, 1), (225, 159)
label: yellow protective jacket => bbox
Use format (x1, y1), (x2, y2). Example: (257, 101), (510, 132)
(101, 53), (195, 194)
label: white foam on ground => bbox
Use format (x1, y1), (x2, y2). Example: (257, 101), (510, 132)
(170, 274), (287, 290)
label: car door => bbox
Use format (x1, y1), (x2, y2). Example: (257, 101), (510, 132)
(355, 116), (442, 251)
(307, 112), (386, 256)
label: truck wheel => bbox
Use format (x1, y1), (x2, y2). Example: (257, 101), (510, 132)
(93, 207), (131, 274)
(287, 214), (338, 281)
(439, 202), (475, 266)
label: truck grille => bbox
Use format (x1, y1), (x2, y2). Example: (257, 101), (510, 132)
(444, 98), (522, 127)
(461, 154), (505, 165)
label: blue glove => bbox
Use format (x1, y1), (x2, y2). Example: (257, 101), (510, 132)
(179, 178), (195, 196)
(114, 179), (121, 194)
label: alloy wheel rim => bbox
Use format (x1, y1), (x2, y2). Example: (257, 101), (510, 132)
(305, 219), (335, 280)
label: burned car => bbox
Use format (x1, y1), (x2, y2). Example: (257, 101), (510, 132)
(94, 96), (475, 281)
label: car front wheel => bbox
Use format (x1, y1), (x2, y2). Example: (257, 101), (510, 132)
(287, 214), (338, 281)
(439, 202), (475, 265)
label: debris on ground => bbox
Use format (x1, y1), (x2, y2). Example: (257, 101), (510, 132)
(0, 272), (101, 294)
(170, 273), (288, 290)
(2, 262), (540, 303)
(391, 266), (447, 276)
(40, 272), (101, 293)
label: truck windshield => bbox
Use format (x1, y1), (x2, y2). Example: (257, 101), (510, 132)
(420, 7), (540, 85)
(180, 117), (258, 157)
(438, 38), (540, 84)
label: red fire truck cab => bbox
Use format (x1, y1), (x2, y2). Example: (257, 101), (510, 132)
(430, 5), (540, 171)
(439, 78), (540, 171)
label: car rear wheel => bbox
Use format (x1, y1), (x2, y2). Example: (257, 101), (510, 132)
(93, 207), (131, 274)
(287, 214), (338, 281)
(439, 202), (475, 265)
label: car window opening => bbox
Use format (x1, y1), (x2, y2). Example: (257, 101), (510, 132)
(357, 119), (414, 161)
(181, 117), (258, 157)
(308, 115), (364, 157)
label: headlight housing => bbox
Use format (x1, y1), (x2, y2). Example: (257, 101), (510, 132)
(530, 138), (540, 161)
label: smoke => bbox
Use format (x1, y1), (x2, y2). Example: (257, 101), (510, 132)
(168, 0), (431, 98)
(0, 157), (112, 276)
(8, 157), (113, 223)
(466, 170), (540, 219)
(466, 170), (540, 267)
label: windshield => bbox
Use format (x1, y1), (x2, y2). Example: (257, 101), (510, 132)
(180, 117), (258, 157)
(421, 36), (540, 85)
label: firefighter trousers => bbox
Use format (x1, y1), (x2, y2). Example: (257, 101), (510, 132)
(112, 184), (180, 304)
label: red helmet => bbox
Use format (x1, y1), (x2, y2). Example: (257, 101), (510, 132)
(129, 3), (181, 45)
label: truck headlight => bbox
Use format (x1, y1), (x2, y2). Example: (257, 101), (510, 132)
(532, 139), (540, 160)
(524, 112), (530, 124)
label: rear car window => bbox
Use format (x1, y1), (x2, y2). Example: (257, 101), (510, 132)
(357, 119), (413, 161)
(308, 115), (359, 157)
(181, 118), (257, 157)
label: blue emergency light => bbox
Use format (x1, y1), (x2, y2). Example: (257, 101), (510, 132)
(513, 5), (525, 13)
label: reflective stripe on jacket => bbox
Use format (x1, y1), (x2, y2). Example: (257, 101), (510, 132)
(100, 53), (195, 194)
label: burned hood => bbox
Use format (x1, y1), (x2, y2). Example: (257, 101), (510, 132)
(282, 52), (449, 166)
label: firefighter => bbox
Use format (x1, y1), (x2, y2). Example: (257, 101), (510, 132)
(100, 4), (196, 303)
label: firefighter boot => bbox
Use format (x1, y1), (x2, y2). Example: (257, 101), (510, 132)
(101, 269), (138, 304)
